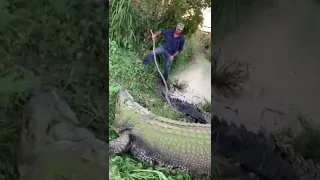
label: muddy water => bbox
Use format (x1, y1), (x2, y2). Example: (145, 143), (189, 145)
(213, 0), (320, 134)
(170, 53), (211, 104)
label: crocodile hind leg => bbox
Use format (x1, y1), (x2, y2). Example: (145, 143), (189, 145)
(109, 133), (131, 155)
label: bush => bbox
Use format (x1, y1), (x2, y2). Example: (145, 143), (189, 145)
(195, 31), (211, 61)
(109, 0), (151, 49)
(3, 0), (107, 64)
(197, 31), (211, 50)
(0, 70), (33, 179)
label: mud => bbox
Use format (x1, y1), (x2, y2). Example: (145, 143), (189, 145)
(213, 0), (320, 134)
(171, 52), (211, 104)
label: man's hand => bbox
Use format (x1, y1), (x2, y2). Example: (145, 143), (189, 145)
(171, 51), (180, 61)
(150, 30), (161, 39)
(151, 33), (157, 39)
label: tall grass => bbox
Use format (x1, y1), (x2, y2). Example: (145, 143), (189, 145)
(109, 0), (152, 49)
(196, 31), (211, 61)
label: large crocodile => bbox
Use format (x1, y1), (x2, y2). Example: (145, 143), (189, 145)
(109, 88), (320, 179)
(109, 88), (211, 178)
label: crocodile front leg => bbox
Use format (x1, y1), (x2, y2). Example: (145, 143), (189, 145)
(109, 132), (131, 154)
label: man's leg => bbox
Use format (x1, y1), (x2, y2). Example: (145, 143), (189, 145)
(142, 46), (166, 65)
(163, 51), (172, 81)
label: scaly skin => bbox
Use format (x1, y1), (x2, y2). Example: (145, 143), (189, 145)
(109, 88), (211, 178)
(212, 116), (320, 180)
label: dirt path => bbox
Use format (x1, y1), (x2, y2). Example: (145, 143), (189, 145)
(171, 52), (211, 104)
(213, 0), (320, 134)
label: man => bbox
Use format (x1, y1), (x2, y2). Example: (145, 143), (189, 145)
(142, 23), (185, 81)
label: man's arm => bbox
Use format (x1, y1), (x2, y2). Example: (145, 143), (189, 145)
(173, 38), (185, 57)
(153, 31), (162, 38)
(172, 51), (180, 57)
(153, 29), (169, 38)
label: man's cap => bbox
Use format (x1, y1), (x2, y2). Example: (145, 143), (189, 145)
(176, 23), (184, 30)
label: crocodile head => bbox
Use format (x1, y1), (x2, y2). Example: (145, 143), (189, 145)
(114, 88), (151, 132)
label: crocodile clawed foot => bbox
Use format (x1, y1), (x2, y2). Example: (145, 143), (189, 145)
(109, 133), (131, 155)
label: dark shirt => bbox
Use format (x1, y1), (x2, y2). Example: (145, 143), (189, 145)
(161, 29), (185, 55)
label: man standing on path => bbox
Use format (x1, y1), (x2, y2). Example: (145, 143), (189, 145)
(142, 23), (185, 81)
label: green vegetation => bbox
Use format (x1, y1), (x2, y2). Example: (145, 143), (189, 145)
(110, 0), (210, 49)
(198, 99), (211, 113)
(109, 0), (210, 179)
(0, 0), (106, 179)
(170, 79), (189, 92)
(196, 31), (211, 61)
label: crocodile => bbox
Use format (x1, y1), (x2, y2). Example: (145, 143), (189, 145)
(212, 115), (320, 180)
(160, 91), (210, 124)
(158, 84), (210, 124)
(109, 88), (211, 178)
(109, 88), (320, 179)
